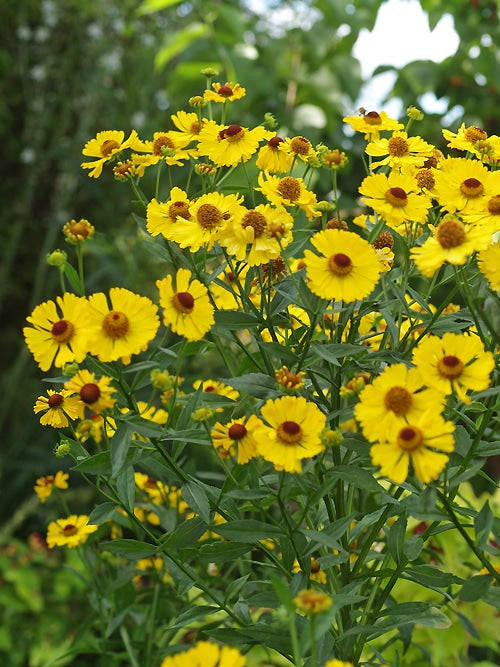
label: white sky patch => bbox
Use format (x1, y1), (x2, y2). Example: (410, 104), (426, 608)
(352, 0), (459, 117)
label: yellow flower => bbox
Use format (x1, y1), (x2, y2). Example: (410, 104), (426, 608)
(64, 369), (117, 416)
(282, 135), (317, 163)
(411, 214), (492, 277)
(162, 191), (244, 252)
(34, 471), (69, 503)
(197, 121), (273, 167)
(169, 110), (205, 143)
(461, 193), (500, 231)
(293, 557), (327, 584)
(193, 379), (240, 402)
(157, 268), (214, 341)
(304, 229), (381, 303)
(294, 589), (332, 614)
(218, 203), (294, 266)
(433, 156), (500, 215)
(86, 288), (159, 364)
(81, 129), (144, 178)
(131, 131), (194, 176)
(354, 364), (444, 442)
(370, 410), (455, 484)
(256, 171), (320, 221)
(23, 293), (90, 372)
(255, 136), (294, 173)
(359, 171), (432, 230)
(412, 332), (495, 403)
(275, 366), (306, 391)
(133, 556), (172, 586)
(203, 81), (246, 103)
(62, 218), (95, 244)
(442, 123), (500, 163)
(160, 641), (246, 667)
(343, 109), (404, 140)
(478, 241), (500, 291)
(365, 131), (434, 170)
(211, 415), (262, 464)
(46, 514), (98, 548)
(146, 187), (192, 238)
(34, 389), (82, 428)
(254, 396), (326, 473)
(323, 661), (355, 667)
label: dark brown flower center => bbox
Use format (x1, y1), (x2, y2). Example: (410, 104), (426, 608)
(415, 168), (435, 190)
(80, 383), (101, 404)
(228, 423), (247, 440)
(437, 355), (464, 379)
(460, 177), (484, 198)
(153, 135), (175, 156)
(397, 425), (424, 452)
(217, 84), (234, 97)
(385, 187), (408, 207)
(487, 194), (500, 215)
(169, 200), (191, 221)
(277, 420), (303, 444)
(388, 136), (409, 157)
(328, 253), (353, 276)
(173, 291), (194, 314)
(436, 218), (466, 249)
(103, 311), (129, 339)
(372, 231), (394, 250)
(241, 210), (267, 238)
(364, 111), (382, 125)
(62, 524), (78, 536)
(51, 319), (74, 344)
(219, 124), (245, 142)
(277, 177), (301, 201)
(48, 393), (64, 408)
(267, 136), (284, 149)
(290, 136), (312, 155)
(197, 203), (222, 229)
(464, 126), (487, 143)
(384, 386), (413, 415)
(101, 139), (120, 157)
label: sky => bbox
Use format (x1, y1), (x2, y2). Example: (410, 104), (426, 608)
(352, 0), (459, 117)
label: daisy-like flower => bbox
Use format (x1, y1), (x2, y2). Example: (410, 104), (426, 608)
(282, 135), (317, 163)
(197, 121), (273, 167)
(62, 218), (95, 244)
(359, 171), (433, 230)
(203, 81), (246, 103)
(218, 203), (294, 265)
(433, 156), (500, 214)
(354, 364), (444, 442)
(442, 123), (500, 163)
(303, 229), (381, 303)
(370, 410), (455, 484)
(160, 641), (245, 667)
(86, 288), (159, 364)
(255, 136), (294, 173)
(412, 332), (495, 403)
(193, 379), (240, 401)
(211, 415), (262, 463)
(323, 660), (355, 667)
(294, 589), (332, 614)
(46, 515), (98, 549)
(164, 191), (244, 252)
(34, 389), (82, 428)
(365, 131), (435, 171)
(477, 242), (500, 291)
(81, 129), (144, 178)
(410, 214), (492, 277)
(256, 172), (320, 221)
(23, 292), (90, 372)
(293, 557), (327, 584)
(343, 110), (404, 140)
(461, 193), (500, 231)
(131, 131), (194, 176)
(64, 368), (117, 416)
(169, 110), (205, 144)
(254, 395), (326, 473)
(146, 187), (191, 238)
(34, 471), (69, 503)
(157, 267), (214, 341)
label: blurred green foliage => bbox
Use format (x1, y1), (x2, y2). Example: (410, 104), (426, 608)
(1, 0), (498, 533)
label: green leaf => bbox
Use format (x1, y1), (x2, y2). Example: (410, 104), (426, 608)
(102, 539), (157, 559)
(212, 519), (284, 543)
(115, 466), (135, 512)
(137, 0), (183, 14)
(403, 535), (423, 561)
(155, 23), (209, 69)
(198, 541), (252, 564)
(386, 514), (407, 565)
(111, 422), (133, 476)
(166, 605), (220, 631)
(309, 342), (366, 366)
(62, 262), (83, 296)
(403, 564), (462, 588)
(224, 373), (278, 399)
(89, 502), (120, 524)
(270, 574), (295, 612)
(182, 480), (211, 524)
(458, 574), (492, 602)
(329, 465), (384, 492)
(300, 515), (355, 551)
(161, 516), (207, 549)
(474, 500), (493, 549)
(213, 309), (262, 331)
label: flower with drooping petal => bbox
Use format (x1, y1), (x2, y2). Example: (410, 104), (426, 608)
(477, 241), (500, 291)
(64, 368), (117, 416)
(256, 171), (320, 221)
(34, 471), (69, 503)
(211, 415), (262, 464)
(157, 268), (214, 341)
(81, 129), (144, 178)
(46, 515), (98, 548)
(343, 110), (404, 140)
(34, 389), (82, 428)
(203, 81), (246, 103)
(197, 121), (273, 167)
